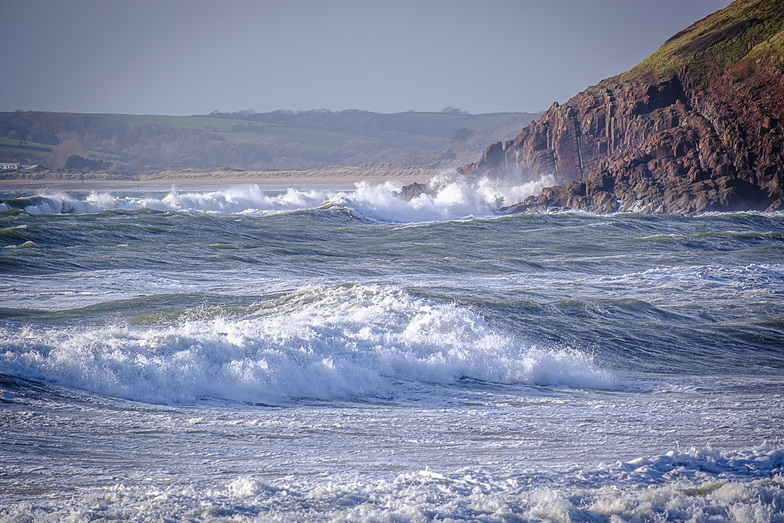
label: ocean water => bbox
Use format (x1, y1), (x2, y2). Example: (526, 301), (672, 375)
(1, 176), (783, 522)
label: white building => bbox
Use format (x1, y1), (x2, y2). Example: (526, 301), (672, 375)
(0, 163), (19, 170)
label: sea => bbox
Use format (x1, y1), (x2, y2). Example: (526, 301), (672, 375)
(1, 174), (783, 522)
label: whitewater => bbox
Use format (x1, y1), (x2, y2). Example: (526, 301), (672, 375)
(1, 177), (783, 521)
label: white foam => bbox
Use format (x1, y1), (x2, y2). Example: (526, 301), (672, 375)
(22, 192), (101, 214)
(0, 284), (614, 404)
(10, 445), (779, 521)
(6, 171), (555, 222)
(398, 171), (556, 222)
(155, 185), (330, 214)
(223, 445), (784, 521)
(616, 445), (784, 482)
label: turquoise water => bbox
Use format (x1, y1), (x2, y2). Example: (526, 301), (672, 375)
(1, 181), (783, 521)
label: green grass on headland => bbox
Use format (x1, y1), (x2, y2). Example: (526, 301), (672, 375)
(625, 0), (784, 81)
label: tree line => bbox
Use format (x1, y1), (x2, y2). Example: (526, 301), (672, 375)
(0, 110), (539, 175)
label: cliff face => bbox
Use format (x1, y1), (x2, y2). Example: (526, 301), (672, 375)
(457, 0), (784, 214)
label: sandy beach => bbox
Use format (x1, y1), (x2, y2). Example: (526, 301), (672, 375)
(0, 168), (437, 192)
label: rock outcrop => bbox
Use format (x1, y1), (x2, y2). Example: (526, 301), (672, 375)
(434, 0), (784, 214)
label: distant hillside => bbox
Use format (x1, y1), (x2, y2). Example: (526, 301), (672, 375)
(203, 108), (532, 140)
(455, 0), (784, 214)
(0, 109), (538, 177)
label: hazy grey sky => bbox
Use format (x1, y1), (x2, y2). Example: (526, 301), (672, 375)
(1, 0), (730, 115)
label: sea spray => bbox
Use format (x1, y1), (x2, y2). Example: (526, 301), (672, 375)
(0, 172), (555, 221)
(0, 284), (614, 404)
(0, 192), (101, 215)
(3, 188), (783, 521)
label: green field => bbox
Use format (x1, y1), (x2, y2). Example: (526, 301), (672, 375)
(0, 109), (538, 173)
(93, 114), (277, 131)
(0, 137), (121, 160)
(0, 137), (54, 155)
(92, 114), (393, 149)
(92, 111), (525, 148)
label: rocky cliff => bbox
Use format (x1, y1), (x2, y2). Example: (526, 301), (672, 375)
(448, 0), (784, 214)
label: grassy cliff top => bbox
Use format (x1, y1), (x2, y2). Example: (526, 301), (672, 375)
(624, 0), (784, 81)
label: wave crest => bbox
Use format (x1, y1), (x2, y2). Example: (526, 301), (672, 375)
(0, 285), (614, 404)
(1, 171), (554, 222)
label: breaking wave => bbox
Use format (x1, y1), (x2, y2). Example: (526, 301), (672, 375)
(0, 284), (613, 404)
(0, 172), (555, 222)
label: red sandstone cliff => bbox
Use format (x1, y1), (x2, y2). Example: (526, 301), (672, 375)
(454, 0), (784, 214)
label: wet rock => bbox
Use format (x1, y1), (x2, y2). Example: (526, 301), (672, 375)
(458, 0), (784, 214)
(399, 182), (428, 200)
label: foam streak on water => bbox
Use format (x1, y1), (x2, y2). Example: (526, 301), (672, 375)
(1, 180), (783, 521)
(0, 173), (555, 222)
(0, 285), (613, 405)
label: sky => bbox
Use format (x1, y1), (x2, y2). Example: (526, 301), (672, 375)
(1, 0), (731, 116)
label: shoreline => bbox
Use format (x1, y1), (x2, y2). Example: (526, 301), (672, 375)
(0, 171), (436, 192)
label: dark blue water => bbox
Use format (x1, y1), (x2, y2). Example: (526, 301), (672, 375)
(1, 183), (783, 521)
